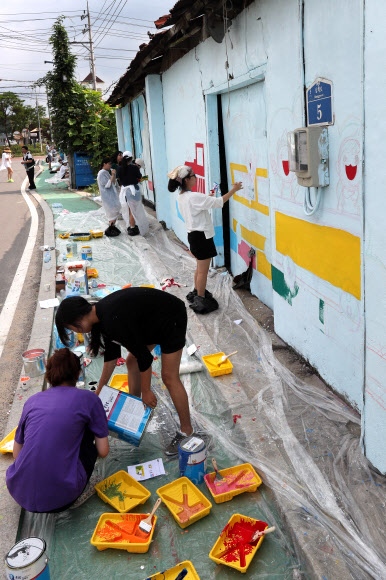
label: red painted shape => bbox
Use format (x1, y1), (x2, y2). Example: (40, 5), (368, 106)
(185, 143), (205, 193)
(282, 160), (289, 176)
(345, 164), (357, 180)
(148, 180), (153, 191)
(238, 240), (256, 270)
(219, 518), (267, 565)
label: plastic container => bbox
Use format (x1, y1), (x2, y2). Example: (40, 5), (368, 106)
(90, 229), (104, 238)
(209, 514), (268, 573)
(156, 477), (212, 529)
(109, 374), (130, 393)
(204, 463), (262, 504)
(5, 537), (51, 579)
(81, 246), (92, 260)
(22, 349), (46, 378)
(90, 512), (157, 553)
(43, 251), (52, 270)
(66, 242), (77, 255)
(86, 268), (98, 278)
(144, 561), (201, 579)
(202, 352), (233, 377)
(0, 426), (17, 454)
(70, 232), (91, 241)
(178, 436), (207, 484)
(95, 470), (150, 513)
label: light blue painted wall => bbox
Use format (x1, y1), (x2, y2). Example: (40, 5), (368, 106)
(113, 0), (385, 472)
(115, 108), (124, 152)
(121, 104), (132, 153)
(363, 0), (386, 473)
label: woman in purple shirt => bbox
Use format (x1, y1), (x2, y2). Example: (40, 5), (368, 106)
(6, 349), (109, 513)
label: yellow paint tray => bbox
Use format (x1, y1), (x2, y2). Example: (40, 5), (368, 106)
(140, 284), (155, 288)
(58, 233), (70, 239)
(109, 374), (130, 393)
(86, 268), (98, 278)
(90, 229), (104, 238)
(0, 427), (17, 454)
(204, 463), (262, 504)
(70, 232), (91, 241)
(202, 352), (233, 377)
(143, 561), (200, 579)
(95, 470), (150, 513)
(209, 514), (268, 573)
(91, 512), (157, 553)
(157, 476), (212, 529)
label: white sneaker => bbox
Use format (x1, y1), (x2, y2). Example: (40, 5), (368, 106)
(25, 188), (30, 193)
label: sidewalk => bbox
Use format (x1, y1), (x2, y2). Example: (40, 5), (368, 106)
(4, 166), (386, 580)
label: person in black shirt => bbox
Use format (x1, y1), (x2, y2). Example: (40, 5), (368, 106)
(117, 151), (149, 236)
(21, 146), (36, 191)
(55, 288), (194, 456)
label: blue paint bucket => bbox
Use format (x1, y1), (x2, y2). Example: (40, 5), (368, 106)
(178, 436), (207, 484)
(5, 537), (51, 580)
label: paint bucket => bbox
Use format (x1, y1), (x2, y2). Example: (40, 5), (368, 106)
(178, 436), (207, 485)
(66, 242), (77, 255)
(73, 350), (86, 382)
(5, 537), (51, 580)
(81, 246), (92, 261)
(22, 349), (46, 378)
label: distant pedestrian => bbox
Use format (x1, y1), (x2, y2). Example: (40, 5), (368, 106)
(168, 165), (242, 314)
(117, 151), (149, 236)
(46, 143), (52, 170)
(21, 146), (36, 192)
(0, 147), (14, 182)
(97, 157), (121, 237)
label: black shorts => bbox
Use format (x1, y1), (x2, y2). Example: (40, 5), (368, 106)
(188, 231), (218, 260)
(159, 301), (187, 354)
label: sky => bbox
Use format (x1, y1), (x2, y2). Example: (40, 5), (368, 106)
(0, 0), (174, 113)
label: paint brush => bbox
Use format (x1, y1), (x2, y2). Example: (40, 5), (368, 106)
(211, 458), (227, 485)
(137, 498), (162, 537)
(214, 525), (275, 560)
(249, 526), (275, 544)
(217, 350), (238, 365)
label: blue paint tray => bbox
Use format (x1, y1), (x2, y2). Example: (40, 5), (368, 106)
(99, 386), (153, 447)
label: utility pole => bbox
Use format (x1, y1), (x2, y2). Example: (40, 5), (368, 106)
(71, 2), (97, 90)
(35, 86), (43, 153)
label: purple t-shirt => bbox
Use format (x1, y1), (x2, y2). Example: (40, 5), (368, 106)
(6, 386), (108, 512)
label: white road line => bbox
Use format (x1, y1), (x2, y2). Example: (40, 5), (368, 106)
(0, 177), (39, 358)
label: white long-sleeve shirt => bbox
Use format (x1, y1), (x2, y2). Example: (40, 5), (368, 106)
(177, 190), (224, 239)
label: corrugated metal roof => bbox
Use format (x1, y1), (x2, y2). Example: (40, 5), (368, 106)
(107, 0), (252, 106)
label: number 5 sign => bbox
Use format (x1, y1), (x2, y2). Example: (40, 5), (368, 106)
(306, 78), (334, 127)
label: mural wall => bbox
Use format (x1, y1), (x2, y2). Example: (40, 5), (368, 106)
(115, 0), (385, 471)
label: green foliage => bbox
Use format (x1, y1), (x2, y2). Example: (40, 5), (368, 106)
(1, 145), (42, 156)
(0, 92), (24, 144)
(37, 17), (117, 174)
(83, 182), (100, 195)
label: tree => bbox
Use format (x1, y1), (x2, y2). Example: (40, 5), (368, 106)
(0, 92), (24, 145)
(37, 17), (117, 172)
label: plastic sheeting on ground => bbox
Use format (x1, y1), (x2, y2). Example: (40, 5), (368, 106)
(21, 205), (386, 580)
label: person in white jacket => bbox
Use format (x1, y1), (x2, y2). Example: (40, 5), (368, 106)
(97, 157), (121, 237)
(168, 164), (242, 314)
(0, 147), (14, 182)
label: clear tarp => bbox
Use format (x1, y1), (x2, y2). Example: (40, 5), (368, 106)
(19, 207), (386, 580)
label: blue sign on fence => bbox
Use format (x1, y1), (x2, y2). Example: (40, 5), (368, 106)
(307, 78), (333, 127)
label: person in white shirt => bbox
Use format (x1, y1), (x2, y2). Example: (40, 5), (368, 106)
(1, 147), (14, 182)
(58, 161), (69, 179)
(168, 165), (242, 314)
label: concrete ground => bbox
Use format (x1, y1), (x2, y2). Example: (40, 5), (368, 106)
(0, 166), (385, 580)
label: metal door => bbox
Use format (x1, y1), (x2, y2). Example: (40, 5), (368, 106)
(221, 81), (272, 308)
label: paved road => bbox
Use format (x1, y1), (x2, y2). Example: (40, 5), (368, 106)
(0, 158), (44, 439)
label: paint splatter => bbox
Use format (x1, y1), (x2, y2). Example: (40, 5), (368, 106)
(319, 299), (325, 324)
(272, 265), (299, 305)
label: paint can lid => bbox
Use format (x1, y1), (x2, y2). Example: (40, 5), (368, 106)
(179, 435), (205, 454)
(5, 537), (46, 569)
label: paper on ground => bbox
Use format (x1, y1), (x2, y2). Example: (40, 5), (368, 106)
(40, 298), (60, 309)
(127, 458), (165, 481)
(233, 319), (243, 325)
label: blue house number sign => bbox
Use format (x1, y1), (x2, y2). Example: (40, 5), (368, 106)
(307, 78), (334, 126)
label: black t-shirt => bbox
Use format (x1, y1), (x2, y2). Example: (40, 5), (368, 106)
(117, 163), (141, 187)
(94, 287), (186, 371)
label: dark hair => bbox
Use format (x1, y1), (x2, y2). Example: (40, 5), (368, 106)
(55, 296), (103, 357)
(120, 155), (133, 169)
(45, 348), (81, 387)
(100, 156), (112, 170)
(168, 173), (192, 193)
(22, 146), (28, 151)
(111, 151), (123, 164)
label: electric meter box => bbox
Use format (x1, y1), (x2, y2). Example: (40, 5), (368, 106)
(287, 126), (329, 187)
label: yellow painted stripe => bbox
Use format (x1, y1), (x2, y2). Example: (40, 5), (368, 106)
(275, 212), (361, 299)
(256, 250), (272, 280)
(233, 218), (238, 232)
(240, 225), (265, 251)
(230, 163), (269, 215)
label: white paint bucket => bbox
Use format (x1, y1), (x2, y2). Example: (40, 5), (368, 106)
(22, 349), (46, 378)
(5, 537), (51, 580)
(80, 246), (92, 261)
